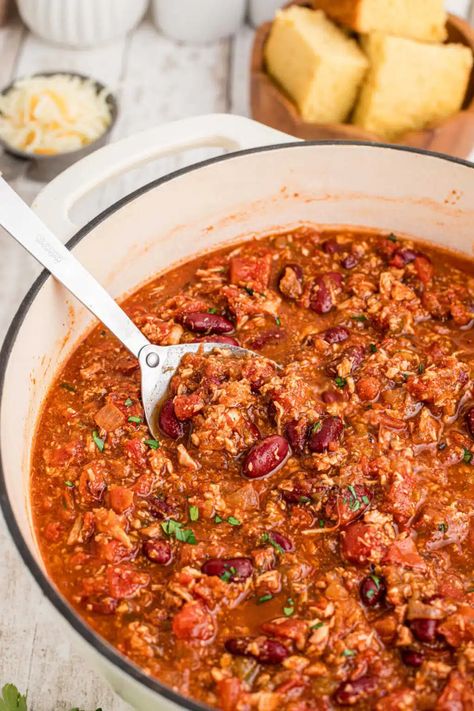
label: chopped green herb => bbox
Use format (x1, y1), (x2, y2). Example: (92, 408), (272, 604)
(128, 415), (142, 424)
(438, 522), (448, 533)
(60, 382), (76, 393)
(161, 519), (196, 544)
(261, 532), (284, 555)
(369, 344), (377, 354)
(244, 287), (254, 296)
(388, 233), (397, 243)
(311, 421), (322, 434)
(370, 574), (381, 589)
(257, 593), (273, 605)
(366, 588), (376, 599)
(352, 315), (367, 323)
(319, 519), (325, 528)
(311, 621), (324, 630)
(402, 372), (410, 382)
(464, 448), (473, 464)
(220, 566), (237, 583)
(335, 376), (347, 389)
(92, 430), (105, 452)
(342, 649), (356, 658)
(283, 598), (295, 617)
(64, 480), (75, 488)
(347, 485), (360, 511)
(275, 316), (282, 327)
(227, 516), (241, 526)
(418, 363), (425, 375)
(0, 684), (27, 711)
(362, 495), (370, 505)
(189, 505), (199, 522)
(144, 438), (160, 449)
(214, 515), (223, 524)
(208, 308), (218, 314)
(299, 495), (311, 504)
(124, 397), (133, 407)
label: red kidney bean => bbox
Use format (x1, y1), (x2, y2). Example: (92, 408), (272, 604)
(149, 496), (176, 519)
(333, 677), (378, 705)
(285, 419), (308, 455)
(192, 335), (239, 346)
(401, 648), (424, 667)
(225, 637), (289, 664)
(242, 435), (290, 479)
(268, 531), (294, 552)
(180, 311), (234, 335)
(308, 416), (343, 453)
(280, 480), (313, 504)
(466, 407), (474, 438)
(341, 253), (359, 269)
(202, 557), (253, 581)
(321, 389), (343, 404)
(159, 399), (184, 439)
(248, 329), (286, 350)
(143, 540), (173, 565)
(322, 238), (343, 254)
(310, 272), (343, 315)
(389, 248), (418, 268)
(322, 326), (350, 344)
(410, 618), (438, 644)
(359, 575), (386, 607)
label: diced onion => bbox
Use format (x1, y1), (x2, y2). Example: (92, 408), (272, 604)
(0, 74), (112, 156)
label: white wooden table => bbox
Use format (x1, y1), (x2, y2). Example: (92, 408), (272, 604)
(0, 3), (472, 709)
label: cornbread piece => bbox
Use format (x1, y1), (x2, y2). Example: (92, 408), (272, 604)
(264, 6), (369, 123)
(353, 33), (473, 140)
(313, 0), (447, 43)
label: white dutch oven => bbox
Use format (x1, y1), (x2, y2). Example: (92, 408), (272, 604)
(1, 114), (474, 711)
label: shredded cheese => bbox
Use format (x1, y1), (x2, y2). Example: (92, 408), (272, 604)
(0, 74), (112, 156)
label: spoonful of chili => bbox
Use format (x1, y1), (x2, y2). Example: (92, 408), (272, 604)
(0, 177), (257, 439)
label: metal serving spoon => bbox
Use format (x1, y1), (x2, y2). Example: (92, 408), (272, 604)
(0, 177), (252, 439)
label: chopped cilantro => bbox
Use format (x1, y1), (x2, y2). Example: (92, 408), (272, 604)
(319, 519), (325, 528)
(342, 649), (356, 657)
(60, 382), (76, 393)
(311, 621), (324, 630)
(438, 522), (448, 533)
(418, 363), (425, 375)
(369, 344), (377, 354)
(220, 566), (237, 583)
(335, 376), (347, 389)
(464, 448), (473, 464)
(352, 315), (367, 323)
(283, 598), (295, 617)
(124, 397), (133, 407)
(214, 515), (223, 524)
(92, 430), (105, 452)
(388, 233), (397, 243)
(208, 308), (218, 314)
(402, 372), (410, 382)
(366, 588), (376, 599)
(362, 495), (370, 505)
(299, 495), (311, 504)
(128, 415), (142, 424)
(64, 480), (75, 488)
(275, 316), (281, 327)
(244, 287), (254, 296)
(144, 438), (160, 449)
(311, 421), (322, 434)
(227, 516), (241, 526)
(347, 485), (360, 511)
(261, 531), (285, 554)
(370, 574), (381, 589)
(189, 505), (199, 522)
(161, 519), (196, 544)
(257, 593), (273, 605)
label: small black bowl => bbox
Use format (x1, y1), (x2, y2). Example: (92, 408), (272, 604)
(0, 71), (118, 182)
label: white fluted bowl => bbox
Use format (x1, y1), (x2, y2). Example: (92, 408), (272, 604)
(17, 0), (148, 48)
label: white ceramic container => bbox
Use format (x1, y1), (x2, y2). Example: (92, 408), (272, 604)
(1, 114), (474, 710)
(151, 0), (246, 43)
(17, 0), (148, 48)
(248, 0), (286, 27)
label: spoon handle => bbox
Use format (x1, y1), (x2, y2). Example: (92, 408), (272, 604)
(0, 177), (149, 358)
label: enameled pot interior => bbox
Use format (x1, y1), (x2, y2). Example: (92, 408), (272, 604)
(1, 142), (474, 707)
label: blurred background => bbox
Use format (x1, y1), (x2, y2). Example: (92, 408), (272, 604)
(0, 1), (473, 709)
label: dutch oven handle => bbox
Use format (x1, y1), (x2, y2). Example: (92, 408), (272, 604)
(32, 114), (294, 242)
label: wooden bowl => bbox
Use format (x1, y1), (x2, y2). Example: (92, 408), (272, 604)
(251, 3), (474, 158)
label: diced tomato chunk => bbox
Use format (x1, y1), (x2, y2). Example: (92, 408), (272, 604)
(382, 537), (426, 570)
(124, 438), (148, 468)
(229, 253), (272, 293)
(172, 601), (215, 641)
(107, 565), (150, 599)
(109, 486), (134, 514)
